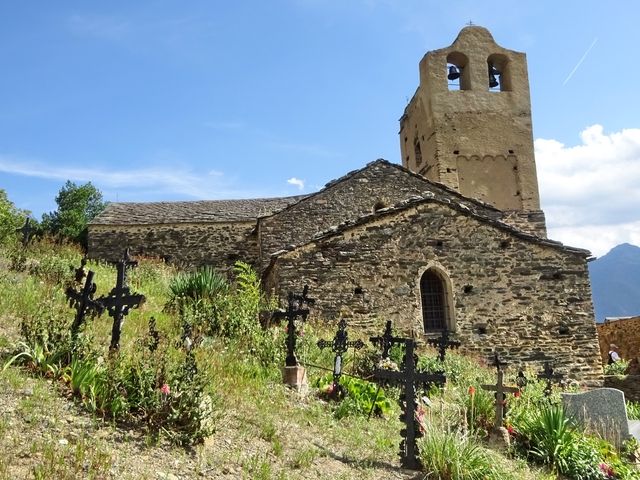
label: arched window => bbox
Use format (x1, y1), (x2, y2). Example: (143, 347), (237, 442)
(420, 269), (449, 331)
(487, 53), (511, 92)
(446, 52), (470, 91)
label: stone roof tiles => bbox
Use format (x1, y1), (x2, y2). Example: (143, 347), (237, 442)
(270, 194), (590, 260)
(90, 196), (307, 226)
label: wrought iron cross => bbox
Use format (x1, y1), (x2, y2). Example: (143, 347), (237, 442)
(73, 257), (88, 285)
(369, 320), (405, 359)
(537, 361), (563, 397)
(66, 270), (104, 341)
(482, 368), (519, 431)
(16, 217), (33, 246)
(427, 328), (461, 362)
(317, 319), (365, 395)
(273, 285), (315, 366)
(373, 338), (445, 471)
(97, 258), (145, 351)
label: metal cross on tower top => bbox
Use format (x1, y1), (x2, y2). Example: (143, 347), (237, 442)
(373, 338), (445, 470)
(97, 255), (145, 351)
(427, 329), (461, 362)
(317, 319), (365, 397)
(482, 368), (519, 431)
(369, 320), (405, 359)
(66, 270), (104, 342)
(272, 285), (315, 366)
(537, 361), (564, 397)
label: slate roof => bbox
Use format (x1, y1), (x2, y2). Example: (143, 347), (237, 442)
(268, 194), (590, 261)
(90, 196), (307, 226)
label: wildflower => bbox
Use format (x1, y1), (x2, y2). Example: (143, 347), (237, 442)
(506, 424), (515, 435)
(160, 383), (171, 395)
(514, 390), (521, 398)
(325, 383), (334, 395)
(468, 386), (476, 395)
(599, 463), (614, 478)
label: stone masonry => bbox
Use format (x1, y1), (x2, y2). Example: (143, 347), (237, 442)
(264, 197), (602, 385)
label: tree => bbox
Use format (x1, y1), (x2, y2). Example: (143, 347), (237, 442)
(0, 189), (28, 245)
(42, 181), (106, 246)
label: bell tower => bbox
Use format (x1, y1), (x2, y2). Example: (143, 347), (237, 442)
(399, 26), (546, 236)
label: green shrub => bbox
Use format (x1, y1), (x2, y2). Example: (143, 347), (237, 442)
(419, 427), (518, 479)
(604, 360), (630, 376)
(626, 401), (640, 421)
(314, 372), (393, 419)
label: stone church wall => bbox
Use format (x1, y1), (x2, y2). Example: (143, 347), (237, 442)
(257, 161), (502, 269)
(597, 317), (640, 374)
(266, 201), (602, 385)
(88, 221), (258, 271)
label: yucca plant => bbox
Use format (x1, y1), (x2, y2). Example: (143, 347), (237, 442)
(514, 403), (577, 474)
(419, 427), (516, 479)
(167, 266), (228, 310)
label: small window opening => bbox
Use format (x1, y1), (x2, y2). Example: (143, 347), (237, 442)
(487, 54), (511, 92)
(421, 270), (449, 332)
(453, 150), (459, 155)
(414, 139), (422, 165)
(463, 285), (473, 294)
(508, 149), (514, 154)
(354, 287), (364, 295)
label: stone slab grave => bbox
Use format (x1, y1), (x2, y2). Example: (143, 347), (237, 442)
(562, 388), (640, 446)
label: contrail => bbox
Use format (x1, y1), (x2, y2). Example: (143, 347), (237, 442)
(563, 37), (598, 86)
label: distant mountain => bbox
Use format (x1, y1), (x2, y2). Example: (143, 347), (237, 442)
(588, 243), (640, 322)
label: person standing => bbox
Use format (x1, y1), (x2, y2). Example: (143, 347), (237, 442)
(608, 344), (621, 364)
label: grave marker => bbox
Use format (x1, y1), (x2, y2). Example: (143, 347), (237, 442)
(482, 353), (518, 431)
(369, 320), (405, 359)
(16, 217), (33, 247)
(66, 270), (103, 341)
(317, 319), (364, 398)
(96, 251), (145, 351)
(272, 285), (314, 367)
(426, 328), (460, 362)
(537, 361), (563, 397)
(373, 338), (445, 470)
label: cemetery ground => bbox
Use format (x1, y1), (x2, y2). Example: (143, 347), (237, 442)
(0, 242), (638, 479)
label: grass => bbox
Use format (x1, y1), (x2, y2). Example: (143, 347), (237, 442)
(1, 239), (637, 479)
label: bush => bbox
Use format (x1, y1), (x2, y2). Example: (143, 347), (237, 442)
(314, 372), (393, 419)
(419, 427), (518, 479)
(604, 360), (630, 376)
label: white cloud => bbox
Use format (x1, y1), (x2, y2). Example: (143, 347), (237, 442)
(67, 14), (131, 41)
(535, 125), (640, 257)
(0, 155), (239, 200)
(287, 177), (305, 190)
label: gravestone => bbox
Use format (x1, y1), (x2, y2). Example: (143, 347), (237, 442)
(562, 388), (638, 446)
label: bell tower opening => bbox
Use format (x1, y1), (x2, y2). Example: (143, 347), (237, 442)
(399, 25), (546, 237)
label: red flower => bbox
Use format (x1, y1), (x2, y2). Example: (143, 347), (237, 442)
(514, 390), (521, 398)
(160, 383), (170, 395)
(506, 424), (515, 435)
(468, 386), (476, 395)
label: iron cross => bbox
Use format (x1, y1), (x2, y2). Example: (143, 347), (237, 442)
(373, 338), (445, 470)
(16, 217), (33, 246)
(66, 270), (104, 341)
(273, 285), (315, 366)
(482, 368), (519, 431)
(537, 361), (563, 397)
(369, 320), (405, 359)
(97, 259), (145, 351)
(427, 328), (461, 362)
(317, 319), (365, 396)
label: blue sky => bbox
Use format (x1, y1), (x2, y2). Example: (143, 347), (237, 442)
(1, 1), (639, 256)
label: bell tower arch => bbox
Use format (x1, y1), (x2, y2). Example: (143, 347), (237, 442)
(399, 26), (546, 236)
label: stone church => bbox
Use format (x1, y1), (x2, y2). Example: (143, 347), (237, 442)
(88, 26), (602, 384)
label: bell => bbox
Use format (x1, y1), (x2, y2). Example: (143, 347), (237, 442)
(447, 65), (460, 81)
(489, 73), (499, 88)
